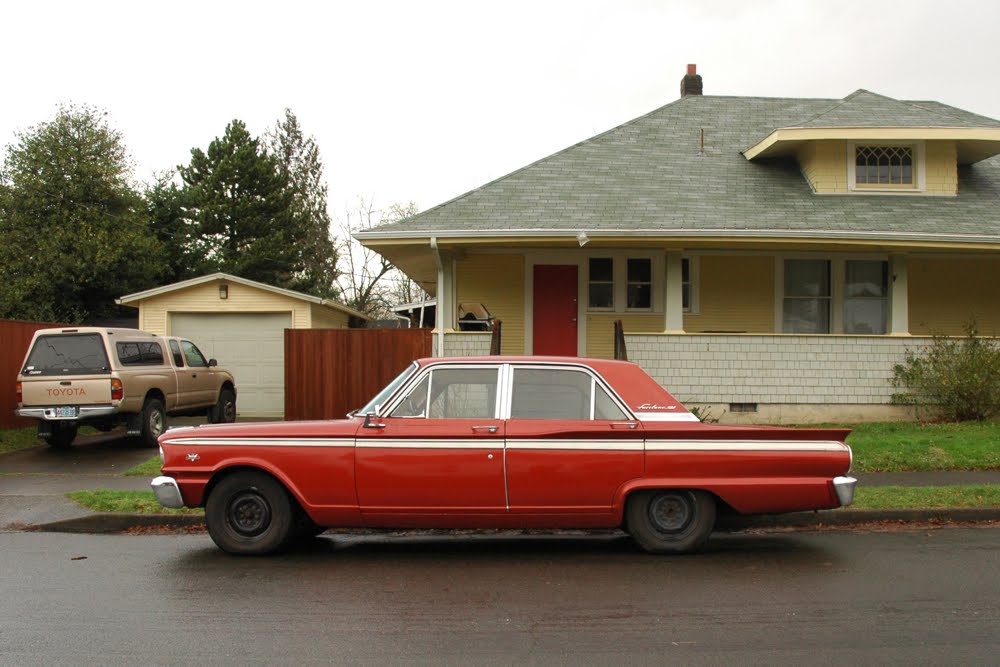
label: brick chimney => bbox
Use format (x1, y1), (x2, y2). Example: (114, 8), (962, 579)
(680, 64), (703, 97)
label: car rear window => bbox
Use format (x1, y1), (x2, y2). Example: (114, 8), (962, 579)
(23, 333), (111, 376)
(116, 341), (165, 366)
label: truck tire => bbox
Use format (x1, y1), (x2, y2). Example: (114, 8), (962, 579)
(210, 388), (237, 424)
(45, 422), (78, 449)
(140, 398), (166, 448)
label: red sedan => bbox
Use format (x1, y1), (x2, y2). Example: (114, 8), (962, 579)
(152, 357), (856, 555)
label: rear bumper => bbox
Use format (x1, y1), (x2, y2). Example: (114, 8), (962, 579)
(17, 406), (117, 421)
(151, 476), (185, 509)
(833, 476), (858, 507)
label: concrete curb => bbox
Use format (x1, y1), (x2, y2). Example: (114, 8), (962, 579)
(29, 507), (1000, 535)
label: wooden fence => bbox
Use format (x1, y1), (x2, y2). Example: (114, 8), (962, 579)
(284, 328), (434, 421)
(1, 319), (66, 429)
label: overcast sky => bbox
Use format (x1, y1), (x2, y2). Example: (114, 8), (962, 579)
(4, 0), (1000, 221)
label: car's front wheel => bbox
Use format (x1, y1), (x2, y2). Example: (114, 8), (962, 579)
(626, 489), (716, 554)
(206, 471), (294, 555)
(210, 388), (236, 424)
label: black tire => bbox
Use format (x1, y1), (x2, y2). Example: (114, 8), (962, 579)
(205, 471), (294, 555)
(139, 398), (166, 449)
(45, 422), (78, 449)
(210, 388), (236, 424)
(626, 489), (716, 554)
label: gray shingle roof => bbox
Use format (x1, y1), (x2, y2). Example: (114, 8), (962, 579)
(367, 91), (1000, 243)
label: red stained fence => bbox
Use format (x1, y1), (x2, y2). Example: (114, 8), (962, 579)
(284, 328), (433, 421)
(1, 319), (66, 429)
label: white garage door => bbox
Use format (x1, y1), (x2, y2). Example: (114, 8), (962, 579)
(171, 312), (291, 418)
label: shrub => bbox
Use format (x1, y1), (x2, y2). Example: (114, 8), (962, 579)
(892, 322), (1000, 421)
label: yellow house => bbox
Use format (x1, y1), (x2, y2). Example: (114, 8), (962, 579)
(356, 66), (1000, 423)
(117, 273), (366, 418)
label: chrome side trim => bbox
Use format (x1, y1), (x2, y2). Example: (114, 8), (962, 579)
(634, 412), (701, 422)
(646, 439), (850, 452)
(358, 439), (499, 449)
(833, 476), (858, 506)
(17, 406), (117, 421)
(506, 439), (643, 451)
(151, 476), (184, 509)
(160, 437), (355, 447)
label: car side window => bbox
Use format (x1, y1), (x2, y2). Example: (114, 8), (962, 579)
(510, 368), (628, 420)
(427, 368), (498, 419)
(169, 340), (184, 367)
(180, 340), (208, 368)
(389, 375), (430, 418)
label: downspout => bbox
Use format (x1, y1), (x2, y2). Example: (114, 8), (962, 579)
(430, 237), (444, 356)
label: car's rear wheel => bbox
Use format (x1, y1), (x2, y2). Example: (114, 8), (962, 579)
(210, 388), (236, 424)
(626, 489), (716, 554)
(45, 422), (78, 449)
(139, 398), (166, 448)
(206, 471), (293, 555)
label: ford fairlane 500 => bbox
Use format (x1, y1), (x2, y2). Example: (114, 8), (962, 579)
(152, 357), (856, 555)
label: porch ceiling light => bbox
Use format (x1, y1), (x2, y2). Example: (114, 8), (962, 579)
(576, 231), (590, 247)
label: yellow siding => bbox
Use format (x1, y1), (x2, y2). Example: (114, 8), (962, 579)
(924, 142), (958, 195)
(586, 314), (663, 359)
(309, 303), (350, 329)
(909, 257), (1000, 335)
(456, 254), (525, 354)
(685, 255), (775, 333)
(139, 280), (308, 335)
(798, 140), (848, 193)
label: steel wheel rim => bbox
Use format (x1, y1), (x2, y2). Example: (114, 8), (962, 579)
(223, 400), (236, 422)
(648, 492), (694, 534)
(149, 411), (164, 437)
(228, 491), (271, 537)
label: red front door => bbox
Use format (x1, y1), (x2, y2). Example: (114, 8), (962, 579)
(533, 265), (578, 356)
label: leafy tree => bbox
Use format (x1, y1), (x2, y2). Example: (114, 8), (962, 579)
(179, 119), (326, 293)
(264, 109), (339, 297)
(145, 171), (197, 285)
(336, 200), (419, 318)
(0, 104), (164, 323)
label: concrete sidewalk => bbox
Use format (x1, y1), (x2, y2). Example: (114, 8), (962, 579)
(2, 469), (999, 534)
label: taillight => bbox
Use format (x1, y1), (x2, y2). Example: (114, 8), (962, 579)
(15, 382), (22, 404)
(111, 378), (124, 401)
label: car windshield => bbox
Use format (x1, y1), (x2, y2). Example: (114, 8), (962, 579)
(355, 362), (419, 416)
(23, 333), (111, 376)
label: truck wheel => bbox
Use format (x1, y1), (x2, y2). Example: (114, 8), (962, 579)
(45, 422), (79, 449)
(626, 489), (716, 554)
(210, 388), (236, 424)
(139, 398), (166, 448)
(206, 471), (293, 555)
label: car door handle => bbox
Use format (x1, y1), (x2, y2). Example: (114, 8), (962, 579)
(610, 422), (638, 430)
(471, 425), (498, 434)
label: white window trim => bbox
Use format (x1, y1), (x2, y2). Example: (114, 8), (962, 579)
(847, 140), (926, 193)
(683, 256), (700, 315)
(584, 251), (664, 314)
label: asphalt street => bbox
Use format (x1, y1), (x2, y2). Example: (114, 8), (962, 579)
(1, 528), (998, 665)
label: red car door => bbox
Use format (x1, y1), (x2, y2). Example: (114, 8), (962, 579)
(504, 366), (644, 513)
(355, 365), (507, 516)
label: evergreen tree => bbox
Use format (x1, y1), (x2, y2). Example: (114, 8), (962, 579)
(265, 109), (339, 297)
(145, 171), (197, 285)
(179, 120), (306, 287)
(0, 104), (164, 323)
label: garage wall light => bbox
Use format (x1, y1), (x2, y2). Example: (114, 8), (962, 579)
(219, 284), (229, 300)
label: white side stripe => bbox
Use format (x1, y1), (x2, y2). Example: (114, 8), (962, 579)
(646, 440), (848, 452)
(634, 413), (701, 422)
(160, 437), (353, 447)
(506, 440), (644, 451)
(358, 439), (494, 449)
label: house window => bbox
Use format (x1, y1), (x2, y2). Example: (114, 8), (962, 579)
(844, 260), (888, 334)
(588, 258), (614, 309)
(783, 259), (831, 333)
(855, 145), (913, 186)
(626, 258), (651, 310)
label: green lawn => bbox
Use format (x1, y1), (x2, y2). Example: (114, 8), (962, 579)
(0, 427), (43, 454)
(844, 421), (1000, 472)
(125, 457), (163, 477)
(66, 490), (203, 515)
(852, 485), (1000, 509)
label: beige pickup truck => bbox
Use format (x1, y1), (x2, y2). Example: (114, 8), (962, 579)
(16, 327), (237, 448)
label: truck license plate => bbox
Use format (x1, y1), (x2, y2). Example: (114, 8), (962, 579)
(54, 406), (78, 418)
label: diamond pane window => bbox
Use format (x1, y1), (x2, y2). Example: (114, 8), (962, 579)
(856, 146), (913, 185)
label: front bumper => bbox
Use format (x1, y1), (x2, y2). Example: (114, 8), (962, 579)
(833, 476), (858, 507)
(17, 406), (117, 421)
(151, 476), (185, 509)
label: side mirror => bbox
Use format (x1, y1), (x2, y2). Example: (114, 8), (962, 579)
(208, 359), (218, 367)
(362, 412), (386, 429)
